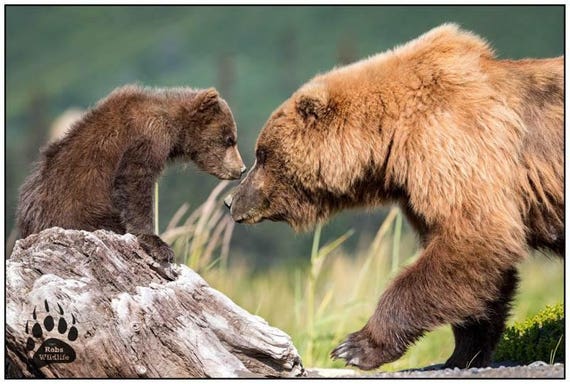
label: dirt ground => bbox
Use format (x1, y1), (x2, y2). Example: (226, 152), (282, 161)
(307, 361), (564, 379)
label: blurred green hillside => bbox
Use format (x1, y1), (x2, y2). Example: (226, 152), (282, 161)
(6, 5), (564, 266)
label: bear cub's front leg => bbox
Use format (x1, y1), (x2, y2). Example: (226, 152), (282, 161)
(133, 232), (174, 263)
(112, 139), (174, 263)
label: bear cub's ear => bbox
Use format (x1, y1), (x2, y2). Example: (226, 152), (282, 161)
(296, 83), (329, 120)
(194, 88), (220, 112)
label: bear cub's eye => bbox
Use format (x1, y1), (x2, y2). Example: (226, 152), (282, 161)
(225, 136), (236, 147)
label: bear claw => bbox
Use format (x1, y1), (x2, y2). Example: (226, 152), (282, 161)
(136, 233), (175, 263)
(348, 357), (360, 366)
(148, 244), (175, 263)
(331, 329), (398, 371)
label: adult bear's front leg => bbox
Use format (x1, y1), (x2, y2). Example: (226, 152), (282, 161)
(331, 236), (522, 370)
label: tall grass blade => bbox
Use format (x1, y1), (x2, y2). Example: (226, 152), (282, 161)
(154, 182), (159, 235)
(305, 223), (322, 367)
(189, 181), (230, 270)
(311, 223), (322, 262)
(305, 224), (353, 366)
(316, 288), (335, 319)
(391, 209), (403, 273)
(220, 219), (234, 271)
(334, 208), (397, 343)
(369, 206), (399, 257)
(166, 202), (190, 231)
(201, 215), (229, 267)
(293, 269), (302, 326)
(550, 334), (563, 364)
(317, 229), (354, 260)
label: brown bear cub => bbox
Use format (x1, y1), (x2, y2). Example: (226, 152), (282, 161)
(17, 85), (246, 262)
(225, 24), (563, 369)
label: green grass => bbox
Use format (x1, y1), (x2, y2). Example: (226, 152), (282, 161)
(206, 251), (562, 371)
(178, 192), (563, 371)
(494, 303), (564, 364)
(161, 181), (234, 272)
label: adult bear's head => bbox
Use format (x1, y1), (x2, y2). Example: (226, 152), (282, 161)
(224, 23), (499, 231)
(224, 77), (397, 231)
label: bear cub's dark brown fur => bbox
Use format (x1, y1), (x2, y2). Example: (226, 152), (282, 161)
(17, 84), (245, 262)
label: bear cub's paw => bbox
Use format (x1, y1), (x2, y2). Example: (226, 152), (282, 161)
(136, 233), (175, 263)
(331, 328), (400, 371)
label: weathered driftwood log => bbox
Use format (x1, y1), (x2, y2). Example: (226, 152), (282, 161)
(6, 228), (304, 378)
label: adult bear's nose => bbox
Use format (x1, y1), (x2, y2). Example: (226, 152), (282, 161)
(224, 193), (233, 209)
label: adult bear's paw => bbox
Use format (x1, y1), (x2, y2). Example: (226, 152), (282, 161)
(331, 328), (402, 370)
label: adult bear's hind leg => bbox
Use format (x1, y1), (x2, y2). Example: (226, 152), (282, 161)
(444, 268), (519, 368)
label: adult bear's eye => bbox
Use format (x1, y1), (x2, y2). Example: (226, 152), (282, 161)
(225, 136), (235, 147)
(256, 149), (267, 165)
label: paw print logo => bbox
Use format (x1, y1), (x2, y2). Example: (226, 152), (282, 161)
(25, 300), (78, 367)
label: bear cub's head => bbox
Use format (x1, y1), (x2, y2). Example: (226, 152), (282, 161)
(172, 88), (246, 180)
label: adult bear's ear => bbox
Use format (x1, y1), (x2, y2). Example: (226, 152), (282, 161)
(296, 83), (329, 120)
(194, 87), (220, 112)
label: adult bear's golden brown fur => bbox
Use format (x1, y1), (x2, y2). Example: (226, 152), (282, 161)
(18, 85), (246, 262)
(225, 24), (563, 369)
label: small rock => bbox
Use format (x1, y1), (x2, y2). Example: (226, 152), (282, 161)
(135, 364), (147, 376)
(307, 368), (358, 378)
(528, 361), (548, 367)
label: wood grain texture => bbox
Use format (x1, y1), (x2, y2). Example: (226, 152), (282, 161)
(6, 227), (304, 378)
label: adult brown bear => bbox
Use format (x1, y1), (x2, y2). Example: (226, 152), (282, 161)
(17, 85), (246, 262)
(225, 24), (563, 369)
